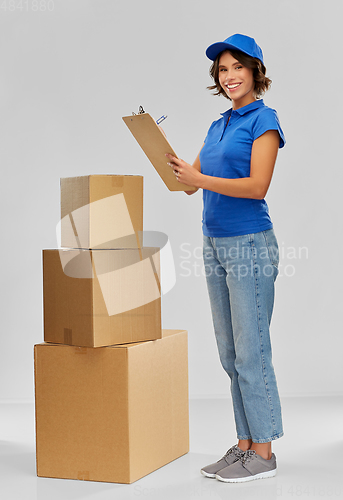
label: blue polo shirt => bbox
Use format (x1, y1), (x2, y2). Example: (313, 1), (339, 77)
(200, 99), (285, 237)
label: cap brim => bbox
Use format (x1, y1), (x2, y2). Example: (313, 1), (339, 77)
(206, 42), (241, 61)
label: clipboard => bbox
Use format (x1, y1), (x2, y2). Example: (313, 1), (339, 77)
(122, 112), (197, 192)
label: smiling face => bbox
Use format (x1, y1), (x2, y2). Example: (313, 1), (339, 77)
(218, 51), (256, 109)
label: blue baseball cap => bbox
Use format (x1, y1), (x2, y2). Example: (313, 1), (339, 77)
(206, 33), (264, 65)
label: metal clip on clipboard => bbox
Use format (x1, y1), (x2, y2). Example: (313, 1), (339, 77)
(132, 105), (146, 116)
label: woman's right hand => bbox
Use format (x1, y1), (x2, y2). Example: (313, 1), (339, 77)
(183, 144), (204, 195)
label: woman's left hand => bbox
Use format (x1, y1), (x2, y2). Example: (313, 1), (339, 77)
(165, 154), (202, 188)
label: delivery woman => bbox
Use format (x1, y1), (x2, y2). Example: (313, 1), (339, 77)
(166, 33), (285, 483)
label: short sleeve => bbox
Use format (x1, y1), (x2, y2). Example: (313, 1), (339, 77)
(203, 119), (218, 144)
(252, 108), (285, 148)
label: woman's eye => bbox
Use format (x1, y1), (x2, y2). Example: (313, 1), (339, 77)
(235, 65), (242, 70)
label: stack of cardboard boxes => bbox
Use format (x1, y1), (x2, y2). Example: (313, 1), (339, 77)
(34, 175), (189, 484)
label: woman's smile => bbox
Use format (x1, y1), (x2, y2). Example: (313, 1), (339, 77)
(225, 82), (242, 91)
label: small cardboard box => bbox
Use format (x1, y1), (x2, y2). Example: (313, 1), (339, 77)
(60, 175), (143, 249)
(43, 247), (161, 347)
(34, 330), (189, 484)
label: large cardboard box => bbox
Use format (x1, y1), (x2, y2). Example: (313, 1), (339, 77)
(34, 330), (189, 484)
(60, 175), (143, 249)
(43, 247), (161, 347)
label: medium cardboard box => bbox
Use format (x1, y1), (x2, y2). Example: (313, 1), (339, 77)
(34, 330), (189, 484)
(43, 247), (161, 347)
(60, 175), (143, 249)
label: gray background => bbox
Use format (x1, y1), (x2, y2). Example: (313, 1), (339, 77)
(0, 0), (342, 401)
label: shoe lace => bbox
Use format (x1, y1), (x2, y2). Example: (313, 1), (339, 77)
(224, 445), (244, 460)
(241, 450), (256, 465)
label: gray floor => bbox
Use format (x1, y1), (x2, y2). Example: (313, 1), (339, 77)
(1, 396), (342, 500)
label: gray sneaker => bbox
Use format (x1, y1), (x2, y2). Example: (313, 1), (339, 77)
(215, 450), (277, 483)
(200, 445), (245, 478)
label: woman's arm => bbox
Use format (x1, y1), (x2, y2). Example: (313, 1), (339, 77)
(184, 146), (204, 195)
(185, 145), (204, 195)
(167, 130), (280, 200)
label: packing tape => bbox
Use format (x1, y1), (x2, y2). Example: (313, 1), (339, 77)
(74, 347), (87, 354)
(64, 328), (72, 345)
(135, 230), (143, 253)
(77, 471), (90, 480)
(68, 212), (82, 248)
(148, 255), (161, 294)
(111, 176), (124, 187)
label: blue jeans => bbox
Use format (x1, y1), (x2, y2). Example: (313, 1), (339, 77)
(203, 229), (283, 443)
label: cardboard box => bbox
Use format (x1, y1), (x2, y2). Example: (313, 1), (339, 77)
(34, 330), (189, 484)
(60, 175), (143, 249)
(43, 247), (161, 347)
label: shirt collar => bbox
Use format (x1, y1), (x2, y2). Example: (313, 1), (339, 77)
(221, 99), (265, 118)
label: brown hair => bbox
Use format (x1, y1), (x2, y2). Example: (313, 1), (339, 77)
(207, 49), (272, 100)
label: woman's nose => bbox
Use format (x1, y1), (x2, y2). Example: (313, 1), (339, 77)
(225, 69), (234, 81)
